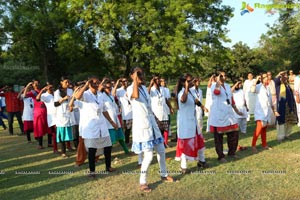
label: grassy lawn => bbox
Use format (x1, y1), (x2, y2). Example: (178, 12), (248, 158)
(1, 112), (300, 200)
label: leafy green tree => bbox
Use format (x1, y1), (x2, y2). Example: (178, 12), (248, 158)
(1, 0), (112, 83)
(66, 0), (233, 77)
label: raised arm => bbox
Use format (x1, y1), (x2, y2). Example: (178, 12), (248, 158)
(17, 88), (25, 99)
(112, 78), (121, 97)
(23, 82), (33, 97)
(131, 72), (140, 99)
(180, 80), (189, 103)
(147, 78), (155, 94)
(36, 86), (48, 101)
(74, 81), (89, 100)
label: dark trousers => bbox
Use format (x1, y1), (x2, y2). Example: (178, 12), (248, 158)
(213, 130), (239, 160)
(72, 125), (79, 148)
(61, 142), (66, 154)
(26, 131), (31, 142)
(0, 116), (6, 129)
(124, 129), (131, 144)
(0, 107), (8, 119)
(88, 148), (97, 172)
(37, 136), (43, 146)
(7, 111), (24, 134)
(104, 146), (112, 170)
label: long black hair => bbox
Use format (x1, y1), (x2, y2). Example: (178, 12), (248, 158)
(59, 76), (68, 98)
(174, 73), (192, 109)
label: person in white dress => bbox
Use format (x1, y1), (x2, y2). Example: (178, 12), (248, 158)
(148, 75), (173, 148)
(127, 67), (175, 193)
(160, 78), (173, 137)
(190, 77), (208, 133)
(112, 78), (133, 144)
(231, 80), (248, 134)
(18, 87), (34, 143)
(54, 76), (74, 157)
(72, 78), (117, 177)
(37, 83), (58, 153)
(175, 74), (208, 173)
(204, 74), (216, 132)
(209, 72), (242, 163)
(102, 79), (129, 154)
(250, 73), (275, 153)
(243, 72), (256, 121)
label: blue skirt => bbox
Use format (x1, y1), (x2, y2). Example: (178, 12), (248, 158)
(56, 126), (73, 143)
(131, 137), (164, 154)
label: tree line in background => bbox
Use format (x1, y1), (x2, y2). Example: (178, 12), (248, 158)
(0, 0), (299, 86)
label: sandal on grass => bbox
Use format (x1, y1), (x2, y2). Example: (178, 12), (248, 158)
(161, 176), (178, 183)
(140, 184), (151, 193)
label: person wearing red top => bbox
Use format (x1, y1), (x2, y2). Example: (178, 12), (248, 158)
(24, 80), (48, 149)
(0, 85), (24, 135)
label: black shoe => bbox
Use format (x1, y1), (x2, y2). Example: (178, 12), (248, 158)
(180, 168), (191, 174)
(197, 161), (209, 169)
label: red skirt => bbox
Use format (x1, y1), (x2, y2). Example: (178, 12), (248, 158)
(175, 132), (205, 161)
(33, 108), (48, 138)
(209, 124), (239, 134)
(23, 121), (33, 132)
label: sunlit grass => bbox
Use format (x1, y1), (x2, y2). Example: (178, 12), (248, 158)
(1, 111), (300, 199)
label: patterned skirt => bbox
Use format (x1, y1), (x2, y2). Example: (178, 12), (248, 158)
(175, 132), (205, 161)
(131, 137), (164, 154)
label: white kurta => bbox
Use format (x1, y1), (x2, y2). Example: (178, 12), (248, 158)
(190, 86), (203, 121)
(243, 79), (256, 114)
(21, 95), (34, 121)
(232, 89), (247, 119)
(76, 90), (110, 139)
(204, 83), (215, 117)
(253, 84), (273, 122)
(102, 92), (121, 129)
(54, 88), (73, 127)
(209, 83), (237, 127)
(116, 87), (132, 120)
(127, 84), (162, 142)
(161, 86), (171, 115)
(177, 88), (199, 139)
(149, 86), (169, 121)
(41, 92), (56, 127)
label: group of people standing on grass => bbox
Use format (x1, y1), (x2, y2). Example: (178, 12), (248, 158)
(1, 68), (300, 192)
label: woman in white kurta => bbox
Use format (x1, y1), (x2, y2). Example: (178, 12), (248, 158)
(54, 77), (74, 157)
(209, 72), (242, 163)
(231, 81), (248, 134)
(205, 74), (216, 132)
(19, 89), (34, 143)
(175, 74), (207, 173)
(72, 78), (117, 176)
(243, 72), (256, 120)
(127, 67), (175, 193)
(112, 78), (133, 144)
(148, 75), (173, 148)
(37, 84), (58, 153)
(102, 80), (129, 154)
(251, 73), (274, 153)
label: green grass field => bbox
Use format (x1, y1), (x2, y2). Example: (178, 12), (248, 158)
(1, 114), (300, 200)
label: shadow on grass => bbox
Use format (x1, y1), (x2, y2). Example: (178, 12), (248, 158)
(0, 173), (93, 199)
